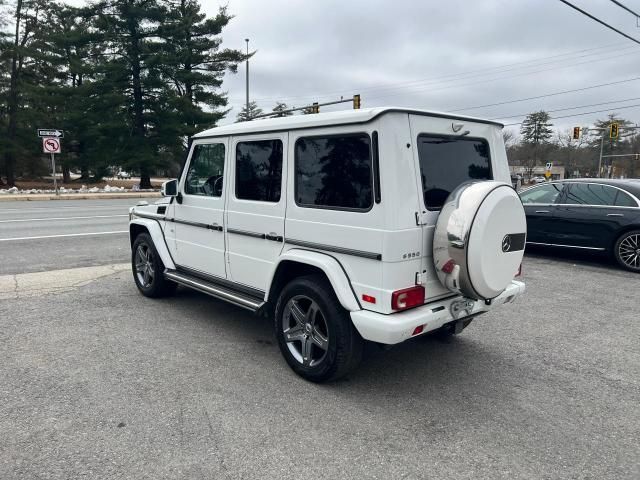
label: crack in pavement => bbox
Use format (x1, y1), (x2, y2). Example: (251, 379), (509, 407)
(0, 263), (130, 300)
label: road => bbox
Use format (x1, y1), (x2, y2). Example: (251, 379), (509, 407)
(0, 250), (638, 479)
(0, 198), (156, 275)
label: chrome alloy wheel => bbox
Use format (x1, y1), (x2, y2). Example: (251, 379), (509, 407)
(134, 243), (155, 288)
(282, 295), (329, 367)
(618, 233), (640, 269)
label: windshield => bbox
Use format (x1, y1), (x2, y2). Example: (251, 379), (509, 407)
(417, 134), (492, 210)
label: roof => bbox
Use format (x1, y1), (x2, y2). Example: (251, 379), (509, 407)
(547, 178), (640, 198)
(192, 106), (504, 139)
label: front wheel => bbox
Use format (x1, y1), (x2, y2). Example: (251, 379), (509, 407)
(274, 275), (363, 382)
(132, 233), (177, 297)
(614, 230), (640, 272)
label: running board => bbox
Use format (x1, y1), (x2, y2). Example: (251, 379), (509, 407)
(164, 270), (265, 312)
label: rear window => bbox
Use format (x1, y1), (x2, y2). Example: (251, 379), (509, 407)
(417, 135), (492, 210)
(565, 183), (617, 206)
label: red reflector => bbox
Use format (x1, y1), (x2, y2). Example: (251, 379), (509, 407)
(515, 263), (523, 277)
(412, 325), (424, 336)
(441, 259), (456, 274)
(362, 294), (376, 304)
(391, 285), (425, 311)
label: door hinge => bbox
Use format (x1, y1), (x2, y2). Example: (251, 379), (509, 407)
(415, 271), (427, 285)
(415, 211), (429, 226)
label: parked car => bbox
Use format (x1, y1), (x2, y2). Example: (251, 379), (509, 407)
(117, 170), (131, 179)
(519, 179), (640, 272)
(531, 176), (547, 184)
(128, 107), (527, 381)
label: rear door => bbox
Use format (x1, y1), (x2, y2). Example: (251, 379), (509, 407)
(173, 140), (228, 278)
(409, 115), (497, 300)
(554, 182), (631, 249)
(518, 182), (564, 244)
(226, 134), (287, 291)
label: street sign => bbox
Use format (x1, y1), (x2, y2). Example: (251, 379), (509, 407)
(37, 129), (64, 138)
(544, 171), (552, 179)
(545, 162), (552, 170)
(43, 137), (61, 154)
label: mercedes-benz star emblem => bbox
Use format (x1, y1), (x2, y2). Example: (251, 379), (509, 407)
(502, 234), (512, 252)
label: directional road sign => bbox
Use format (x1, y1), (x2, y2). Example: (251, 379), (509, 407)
(38, 129), (64, 138)
(43, 137), (61, 154)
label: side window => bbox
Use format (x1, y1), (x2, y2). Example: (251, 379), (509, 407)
(615, 190), (638, 207)
(519, 183), (563, 204)
(235, 139), (283, 202)
(184, 143), (225, 197)
(295, 133), (373, 210)
(565, 183), (617, 206)
(417, 135), (492, 210)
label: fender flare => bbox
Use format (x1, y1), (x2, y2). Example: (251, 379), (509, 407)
(129, 218), (176, 270)
(265, 249), (361, 312)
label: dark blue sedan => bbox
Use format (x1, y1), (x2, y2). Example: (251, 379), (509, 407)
(519, 179), (640, 272)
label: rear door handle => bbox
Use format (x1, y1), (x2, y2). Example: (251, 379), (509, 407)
(607, 213), (624, 217)
(535, 210), (550, 213)
(265, 232), (283, 242)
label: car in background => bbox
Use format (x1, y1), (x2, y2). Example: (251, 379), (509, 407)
(117, 170), (131, 179)
(519, 179), (640, 272)
(531, 176), (547, 184)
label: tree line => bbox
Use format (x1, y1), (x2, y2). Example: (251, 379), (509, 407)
(508, 111), (639, 179)
(0, 0), (246, 188)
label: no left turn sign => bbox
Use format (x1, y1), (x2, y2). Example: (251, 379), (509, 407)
(43, 137), (61, 154)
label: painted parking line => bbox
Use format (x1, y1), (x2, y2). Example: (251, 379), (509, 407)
(0, 231), (129, 242)
(0, 214), (129, 223)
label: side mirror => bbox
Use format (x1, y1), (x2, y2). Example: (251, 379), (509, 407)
(161, 179), (178, 197)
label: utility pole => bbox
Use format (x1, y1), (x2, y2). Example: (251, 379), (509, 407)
(598, 134), (604, 178)
(245, 38), (250, 116)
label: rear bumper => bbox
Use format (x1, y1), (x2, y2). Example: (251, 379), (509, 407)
(350, 280), (525, 345)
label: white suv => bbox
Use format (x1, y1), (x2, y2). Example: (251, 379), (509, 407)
(129, 107), (526, 382)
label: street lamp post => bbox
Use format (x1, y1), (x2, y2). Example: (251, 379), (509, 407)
(245, 38), (250, 117)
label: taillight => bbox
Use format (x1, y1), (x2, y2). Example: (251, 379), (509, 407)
(391, 285), (425, 311)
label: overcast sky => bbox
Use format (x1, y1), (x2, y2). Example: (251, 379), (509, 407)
(214, 0), (640, 133)
(70, 0), (640, 134)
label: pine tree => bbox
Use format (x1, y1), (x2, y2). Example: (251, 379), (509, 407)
(90, 0), (167, 188)
(519, 111), (553, 179)
(157, 2), (244, 160)
(236, 101), (263, 122)
(1, 0), (57, 185)
(588, 114), (634, 178)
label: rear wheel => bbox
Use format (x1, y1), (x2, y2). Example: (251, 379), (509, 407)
(614, 230), (640, 272)
(274, 275), (363, 382)
(132, 233), (177, 297)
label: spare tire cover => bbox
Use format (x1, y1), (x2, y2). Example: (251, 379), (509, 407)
(433, 181), (526, 300)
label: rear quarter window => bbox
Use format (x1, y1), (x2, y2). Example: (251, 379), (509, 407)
(417, 135), (492, 210)
(295, 133), (373, 211)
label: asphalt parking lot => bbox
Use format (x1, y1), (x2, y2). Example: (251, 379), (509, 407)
(1, 251), (638, 479)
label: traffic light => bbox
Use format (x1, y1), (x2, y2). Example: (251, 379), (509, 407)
(312, 102), (319, 114)
(353, 94), (361, 110)
(572, 127), (580, 140)
(610, 123), (619, 139)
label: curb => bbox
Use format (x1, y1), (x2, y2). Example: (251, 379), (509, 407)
(0, 192), (161, 202)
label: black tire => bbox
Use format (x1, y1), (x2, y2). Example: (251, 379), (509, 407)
(131, 232), (177, 297)
(274, 275), (363, 382)
(613, 230), (640, 272)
